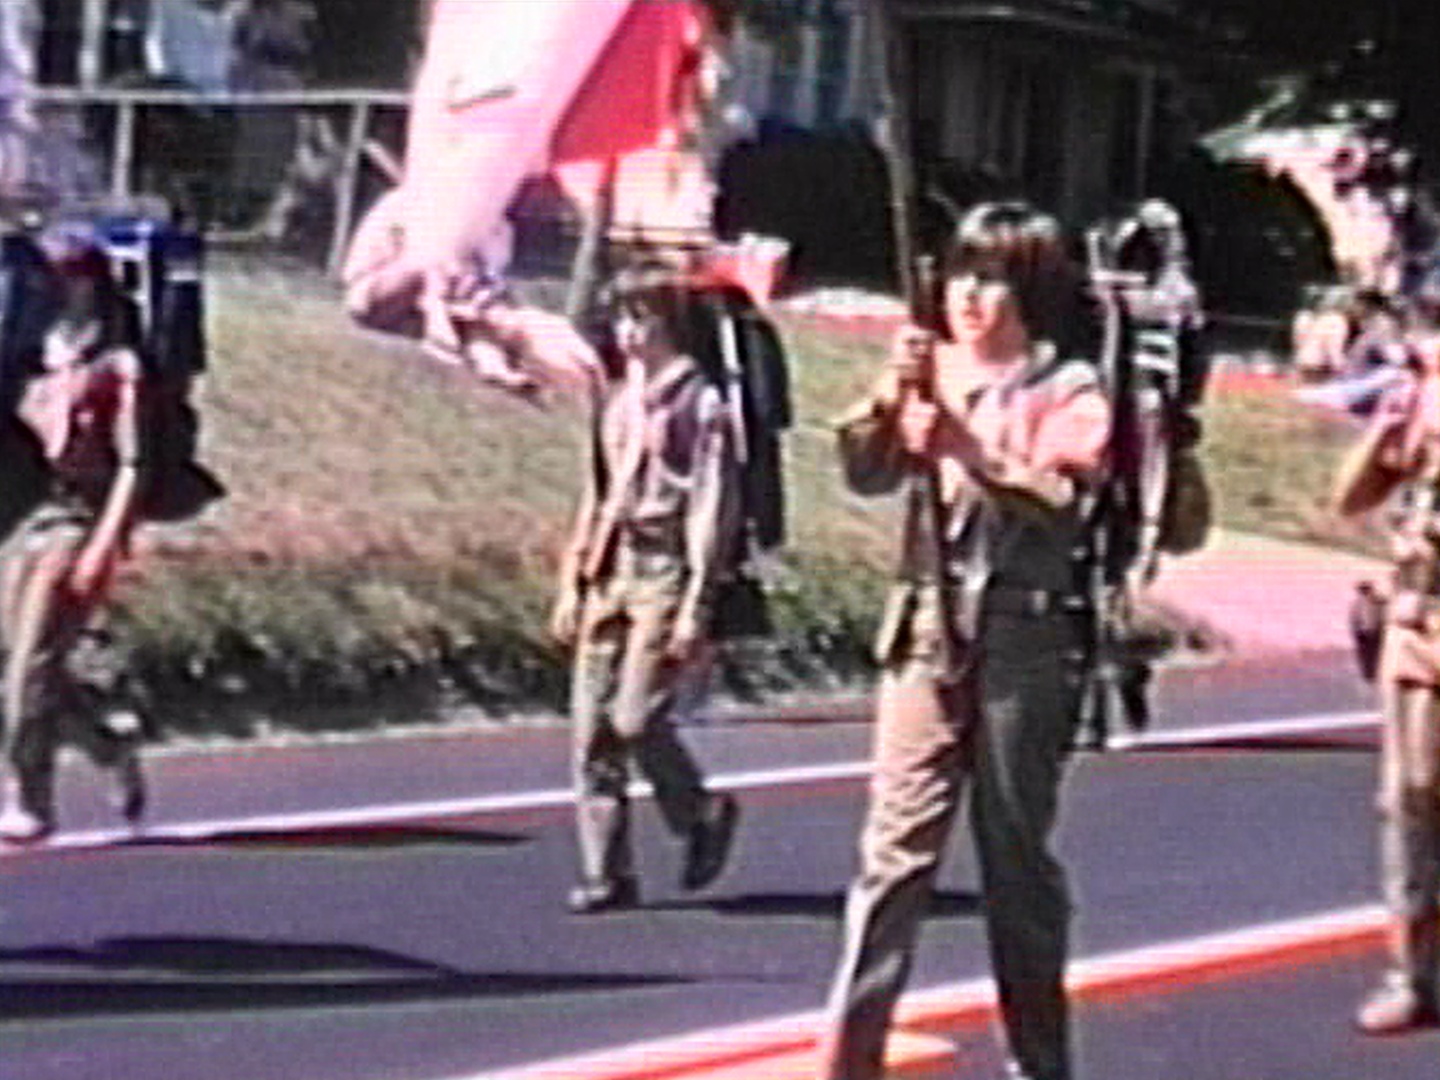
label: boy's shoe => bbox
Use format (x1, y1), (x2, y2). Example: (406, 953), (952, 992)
(1355, 980), (1440, 1035)
(681, 793), (739, 892)
(0, 804), (53, 845)
(567, 876), (640, 915)
(113, 754), (147, 828)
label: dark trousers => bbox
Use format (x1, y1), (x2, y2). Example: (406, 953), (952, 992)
(820, 594), (1082, 1080)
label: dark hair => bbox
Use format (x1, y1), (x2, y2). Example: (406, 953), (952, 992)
(43, 235), (136, 353)
(601, 260), (695, 351)
(937, 200), (1085, 352)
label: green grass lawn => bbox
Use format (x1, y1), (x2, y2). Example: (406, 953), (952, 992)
(1199, 371), (1382, 557)
(108, 262), (1383, 738)
(117, 265), (904, 736)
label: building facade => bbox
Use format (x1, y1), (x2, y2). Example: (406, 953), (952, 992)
(730, 0), (1246, 228)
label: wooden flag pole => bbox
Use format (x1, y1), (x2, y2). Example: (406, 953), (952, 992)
(865, 0), (961, 674)
(865, 0), (920, 309)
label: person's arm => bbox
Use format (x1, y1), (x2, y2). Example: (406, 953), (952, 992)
(70, 351), (143, 598)
(833, 327), (931, 497)
(1333, 377), (1416, 517)
(835, 394), (907, 496)
(558, 426), (602, 597)
(549, 384), (606, 646)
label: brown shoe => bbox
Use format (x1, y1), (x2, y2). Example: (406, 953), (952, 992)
(1355, 981), (1440, 1035)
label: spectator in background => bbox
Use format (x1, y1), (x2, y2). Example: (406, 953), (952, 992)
(1346, 290), (1408, 376)
(225, 0), (314, 92)
(1294, 288), (1415, 415)
(1292, 286), (1354, 382)
(224, 0), (316, 232)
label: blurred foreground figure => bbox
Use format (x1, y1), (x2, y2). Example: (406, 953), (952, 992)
(341, 0), (717, 400)
(0, 239), (146, 842)
(551, 265), (741, 914)
(819, 203), (1110, 1080)
(1333, 293), (1440, 1034)
(341, 187), (600, 398)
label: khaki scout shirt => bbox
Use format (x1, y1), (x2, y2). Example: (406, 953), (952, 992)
(565, 355), (739, 619)
(836, 353), (1110, 665)
(1358, 370), (1440, 687)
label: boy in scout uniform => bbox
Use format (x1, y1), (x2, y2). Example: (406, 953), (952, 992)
(1334, 291), (1440, 1034)
(551, 263), (741, 914)
(818, 202), (1110, 1080)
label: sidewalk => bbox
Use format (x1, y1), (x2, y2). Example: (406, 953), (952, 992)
(1145, 528), (1385, 660)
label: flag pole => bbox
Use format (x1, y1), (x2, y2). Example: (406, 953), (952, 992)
(865, 0), (920, 309)
(864, 0), (960, 673)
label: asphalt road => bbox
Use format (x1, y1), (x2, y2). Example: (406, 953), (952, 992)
(941, 942), (1440, 1080)
(0, 652), (1417, 1080)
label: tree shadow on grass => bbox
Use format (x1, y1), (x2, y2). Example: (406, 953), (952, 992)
(0, 935), (693, 1019)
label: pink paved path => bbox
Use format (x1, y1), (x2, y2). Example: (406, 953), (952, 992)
(1147, 529), (1385, 658)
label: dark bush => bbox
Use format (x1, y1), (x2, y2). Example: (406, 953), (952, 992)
(715, 125), (895, 286)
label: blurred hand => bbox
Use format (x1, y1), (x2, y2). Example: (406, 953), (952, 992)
(549, 585), (584, 648)
(874, 324), (936, 407)
(977, 456), (1076, 510)
(896, 395), (939, 456)
(479, 303), (604, 393)
(666, 610), (704, 663)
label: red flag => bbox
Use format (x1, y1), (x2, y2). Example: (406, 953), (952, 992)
(553, 0), (707, 164)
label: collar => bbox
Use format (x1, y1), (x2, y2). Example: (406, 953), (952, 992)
(960, 344), (1055, 410)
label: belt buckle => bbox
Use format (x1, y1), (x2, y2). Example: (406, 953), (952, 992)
(1026, 589), (1050, 616)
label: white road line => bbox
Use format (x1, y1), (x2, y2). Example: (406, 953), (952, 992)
(484, 902), (1389, 1080)
(1109, 708), (1375, 750)
(7, 708), (1377, 856)
(7, 761), (872, 855)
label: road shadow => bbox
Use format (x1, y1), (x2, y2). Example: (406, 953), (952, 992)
(103, 823), (533, 853)
(0, 935), (692, 1019)
(1127, 735), (1373, 754)
(645, 889), (982, 920)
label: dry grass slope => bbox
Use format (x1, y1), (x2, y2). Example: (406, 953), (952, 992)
(108, 264), (1384, 738)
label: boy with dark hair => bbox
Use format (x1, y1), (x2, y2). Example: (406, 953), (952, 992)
(552, 263), (741, 914)
(819, 202), (1110, 1080)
